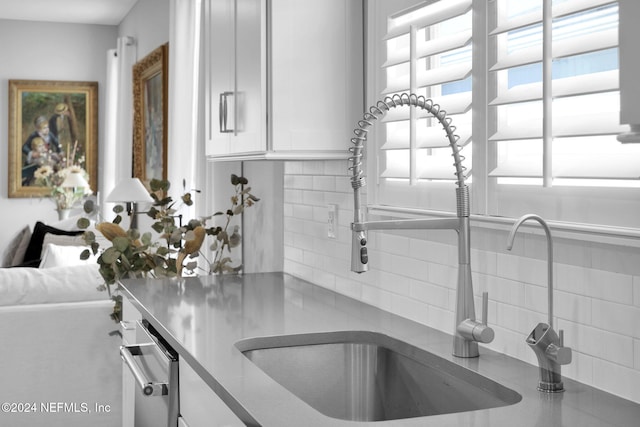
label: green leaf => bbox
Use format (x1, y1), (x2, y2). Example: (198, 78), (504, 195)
(141, 232), (152, 246)
(101, 247), (121, 264)
(230, 174), (239, 185)
(112, 236), (130, 252)
(151, 222), (164, 233)
(83, 231), (96, 244)
(113, 215), (122, 225)
(80, 249), (91, 260)
(238, 176), (248, 185)
(83, 199), (95, 214)
(247, 194), (260, 202)
(146, 207), (159, 219)
(182, 193), (193, 206)
(77, 217), (91, 229)
(127, 229), (141, 240)
(113, 204), (124, 214)
(233, 205), (244, 215)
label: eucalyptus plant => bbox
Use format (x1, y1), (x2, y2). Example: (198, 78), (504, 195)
(78, 174), (259, 322)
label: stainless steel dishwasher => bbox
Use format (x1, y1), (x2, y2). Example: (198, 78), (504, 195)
(121, 319), (179, 427)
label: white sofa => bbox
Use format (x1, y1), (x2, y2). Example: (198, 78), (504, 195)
(0, 263), (122, 427)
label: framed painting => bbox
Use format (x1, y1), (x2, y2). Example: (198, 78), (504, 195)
(133, 43), (168, 184)
(8, 79), (98, 198)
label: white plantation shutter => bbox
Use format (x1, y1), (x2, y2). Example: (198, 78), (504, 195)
(487, 0), (640, 184)
(378, 0), (473, 207)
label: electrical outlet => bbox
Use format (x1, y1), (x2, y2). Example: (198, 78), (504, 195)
(327, 204), (338, 239)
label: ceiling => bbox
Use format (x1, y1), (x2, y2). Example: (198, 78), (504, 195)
(0, 0), (139, 26)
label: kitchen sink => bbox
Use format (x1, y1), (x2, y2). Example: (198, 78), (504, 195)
(236, 331), (521, 422)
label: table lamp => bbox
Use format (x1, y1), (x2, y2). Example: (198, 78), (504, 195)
(105, 178), (153, 229)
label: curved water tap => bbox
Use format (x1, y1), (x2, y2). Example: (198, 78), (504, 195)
(507, 214), (572, 392)
(506, 214), (554, 329)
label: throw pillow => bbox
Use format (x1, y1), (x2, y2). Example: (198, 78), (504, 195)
(40, 233), (87, 258)
(22, 222), (84, 265)
(39, 243), (98, 269)
(1, 226), (31, 267)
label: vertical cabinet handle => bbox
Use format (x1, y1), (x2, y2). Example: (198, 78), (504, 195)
(219, 91), (234, 133)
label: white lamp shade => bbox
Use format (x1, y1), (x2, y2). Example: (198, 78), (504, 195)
(106, 178), (154, 203)
(61, 171), (90, 188)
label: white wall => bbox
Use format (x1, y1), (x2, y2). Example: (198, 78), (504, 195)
(118, 0), (170, 59)
(283, 159), (640, 404)
(0, 19), (117, 254)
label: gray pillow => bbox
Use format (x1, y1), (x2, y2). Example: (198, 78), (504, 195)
(1, 226), (32, 267)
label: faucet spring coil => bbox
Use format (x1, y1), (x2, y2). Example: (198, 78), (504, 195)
(349, 92), (467, 189)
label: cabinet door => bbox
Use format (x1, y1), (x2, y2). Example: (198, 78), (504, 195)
(179, 359), (245, 427)
(234, 0), (267, 153)
(270, 0), (363, 152)
(205, 0), (235, 156)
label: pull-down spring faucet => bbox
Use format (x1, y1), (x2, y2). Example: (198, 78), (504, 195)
(348, 93), (493, 358)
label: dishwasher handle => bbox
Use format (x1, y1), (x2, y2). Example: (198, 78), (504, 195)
(120, 344), (168, 397)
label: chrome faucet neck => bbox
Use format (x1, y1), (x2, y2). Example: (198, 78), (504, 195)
(348, 93), (492, 358)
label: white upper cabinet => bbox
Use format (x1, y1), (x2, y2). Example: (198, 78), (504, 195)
(204, 0), (363, 160)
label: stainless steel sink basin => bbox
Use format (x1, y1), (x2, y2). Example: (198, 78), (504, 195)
(236, 331), (521, 422)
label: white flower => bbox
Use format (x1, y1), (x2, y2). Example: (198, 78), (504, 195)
(34, 165), (53, 180)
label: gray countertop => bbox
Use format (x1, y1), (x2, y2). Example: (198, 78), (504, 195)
(120, 272), (640, 427)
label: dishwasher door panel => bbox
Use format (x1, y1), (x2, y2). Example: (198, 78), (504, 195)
(121, 320), (179, 427)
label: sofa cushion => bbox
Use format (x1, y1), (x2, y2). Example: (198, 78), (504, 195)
(0, 264), (106, 306)
(22, 222), (83, 265)
(1, 226), (31, 267)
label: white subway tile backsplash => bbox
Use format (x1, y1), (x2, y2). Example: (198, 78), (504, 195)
(409, 278), (450, 310)
(588, 269), (633, 304)
(497, 253), (548, 287)
(410, 238), (457, 267)
(555, 290), (592, 325)
(592, 358), (640, 403)
(282, 162), (640, 404)
(592, 299), (640, 338)
(312, 175), (336, 192)
(378, 233), (410, 257)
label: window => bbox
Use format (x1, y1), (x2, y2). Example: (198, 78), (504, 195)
(374, 0), (472, 212)
(369, 0), (640, 228)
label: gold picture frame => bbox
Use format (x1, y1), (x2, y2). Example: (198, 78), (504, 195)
(8, 79), (98, 198)
(133, 43), (168, 183)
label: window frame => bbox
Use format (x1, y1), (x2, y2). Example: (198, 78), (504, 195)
(366, 0), (640, 233)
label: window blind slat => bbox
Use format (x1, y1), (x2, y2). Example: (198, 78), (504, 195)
(490, 111), (625, 141)
(490, 0), (616, 36)
(384, 30), (472, 68)
(490, 29), (617, 72)
(382, 129), (471, 150)
(490, 155), (640, 179)
(490, 70), (618, 106)
(386, 0), (471, 40)
(384, 64), (471, 94)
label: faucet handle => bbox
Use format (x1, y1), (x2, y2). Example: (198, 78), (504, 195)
(482, 291), (489, 325)
(547, 329), (572, 365)
(456, 292), (494, 344)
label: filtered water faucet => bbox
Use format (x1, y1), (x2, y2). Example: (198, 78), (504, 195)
(507, 214), (572, 392)
(348, 93), (493, 358)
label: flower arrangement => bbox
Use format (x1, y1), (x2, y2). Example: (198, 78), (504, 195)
(78, 174), (259, 322)
(33, 141), (91, 211)
(34, 164), (91, 210)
